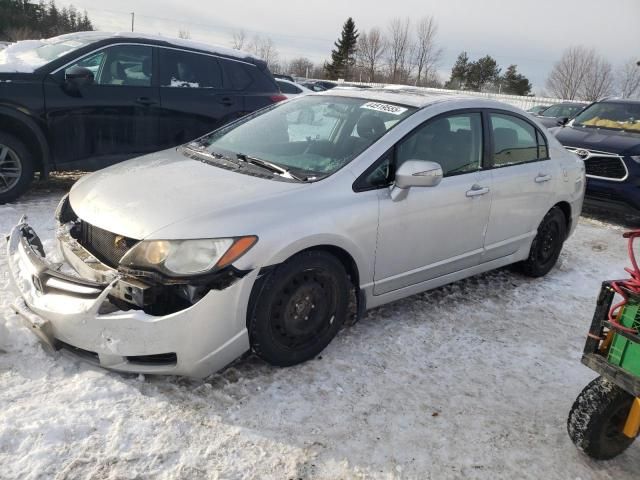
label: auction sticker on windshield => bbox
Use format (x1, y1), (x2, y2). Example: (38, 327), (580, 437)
(361, 102), (408, 115)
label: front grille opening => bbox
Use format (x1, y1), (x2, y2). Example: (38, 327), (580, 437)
(126, 353), (177, 366)
(55, 340), (100, 363)
(77, 221), (138, 268)
(584, 156), (626, 180)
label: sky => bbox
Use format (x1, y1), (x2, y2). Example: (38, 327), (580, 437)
(58, 0), (639, 93)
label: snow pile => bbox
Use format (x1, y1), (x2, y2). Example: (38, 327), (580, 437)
(0, 178), (639, 479)
(169, 77), (200, 88)
(0, 40), (48, 73)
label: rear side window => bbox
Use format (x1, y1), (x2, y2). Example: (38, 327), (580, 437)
(219, 59), (254, 90)
(159, 49), (222, 88)
(489, 113), (547, 167)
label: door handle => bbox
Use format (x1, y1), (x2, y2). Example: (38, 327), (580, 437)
(219, 96), (234, 106)
(535, 173), (552, 183)
(466, 184), (490, 197)
(135, 96), (157, 106)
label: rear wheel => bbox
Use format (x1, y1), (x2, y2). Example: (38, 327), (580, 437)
(0, 133), (34, 204)
(520, 207), (566, 277)
(568, 376), (636, 460)
(249, 251), (349, 366)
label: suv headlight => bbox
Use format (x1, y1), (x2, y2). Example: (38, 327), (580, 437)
(120, 236), (257, 276)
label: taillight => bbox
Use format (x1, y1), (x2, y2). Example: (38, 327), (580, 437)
(270, 94), (287, 103)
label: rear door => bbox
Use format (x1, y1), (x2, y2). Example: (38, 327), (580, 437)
(483, 111), (558, 261)
(157, 48), (245, 147)
(45, 44), (160, 169)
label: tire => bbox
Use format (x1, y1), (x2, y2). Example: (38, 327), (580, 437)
(567, 376), (636, 460)
(519, 207), (566, 277)
(0, 133), (34, 204)
(248, 251), (349, 367)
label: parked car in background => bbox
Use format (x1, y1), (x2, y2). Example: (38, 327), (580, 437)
(7, 90), (584, 377)
(535, 102), (586, 128)
(300, 80), (338, 92)
(0, 31), (285, 203)
(273, 73), (295, 82)
(275, 78), (312, 98)
(526, 105), (551, 115)
(550, 99), (640, 214)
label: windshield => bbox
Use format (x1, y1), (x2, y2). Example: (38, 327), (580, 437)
(573, 102), (640, 133)
(191, 95), (416, 179)
(541, 104), (583, 118)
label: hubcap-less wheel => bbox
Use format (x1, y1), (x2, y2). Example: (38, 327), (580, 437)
(0, 144), (22, 194)
(536, 220), (560, 264)
(271, 269), (337, 350)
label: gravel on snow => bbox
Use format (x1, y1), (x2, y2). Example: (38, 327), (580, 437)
(1, 175), (639, 479)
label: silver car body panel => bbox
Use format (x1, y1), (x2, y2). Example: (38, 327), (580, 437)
(6, 90), (585, 377)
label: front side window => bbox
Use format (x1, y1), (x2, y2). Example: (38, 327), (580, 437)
(67, 45), (153, 86)
(490, 113), (546, 167)
(396, 112), (483, 177)
(159, 49), (222, 88)
(191, 96), (416, 179)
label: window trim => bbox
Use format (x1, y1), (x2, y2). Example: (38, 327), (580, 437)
(485, 108), (550, 170)
(353, 108), (486, 192)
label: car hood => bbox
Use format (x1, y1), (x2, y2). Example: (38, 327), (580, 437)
(551, 124), (640, 156)
(69, 148), (306, 239)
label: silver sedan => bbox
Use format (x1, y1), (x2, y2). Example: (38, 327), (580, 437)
(6, 89), (585, 377)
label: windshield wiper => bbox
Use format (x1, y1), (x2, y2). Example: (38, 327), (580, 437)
(236, 153), (306, 181)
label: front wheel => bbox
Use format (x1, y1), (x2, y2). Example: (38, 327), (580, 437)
(568, 376), (636, 460)
(0, 133), (34, 204)
(248, 251), (349, 367)
(519, 207), (566, 277)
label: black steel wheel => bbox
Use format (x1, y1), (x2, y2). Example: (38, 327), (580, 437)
(568, 376), (636, 460)
(0, 133), (34, 204)
(520, 207), (566, 277)
(249, 251), (349, 366)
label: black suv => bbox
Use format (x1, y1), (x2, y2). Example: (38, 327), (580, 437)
(550, 99), (640, 214)
(0, 32), (284, 203)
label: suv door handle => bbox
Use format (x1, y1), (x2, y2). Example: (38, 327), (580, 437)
(135, 96), (157, 106)
(219, 96), (234, 106)
(535, 173), (552, 183)
(466, 184), (490, 197)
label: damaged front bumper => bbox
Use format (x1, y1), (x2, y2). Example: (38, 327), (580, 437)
(6, 217), (257, 378)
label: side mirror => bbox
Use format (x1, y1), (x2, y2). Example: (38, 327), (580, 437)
(557, 117), (570, 126)
(390, 160), (443, 201)
(64, 65), (94, 90)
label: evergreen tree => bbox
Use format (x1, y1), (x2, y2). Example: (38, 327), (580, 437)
(501, 64), (532, 96)
(465, 55), (501, 91)
(325, 17), (359, 80)
(445, 51), (469, 89)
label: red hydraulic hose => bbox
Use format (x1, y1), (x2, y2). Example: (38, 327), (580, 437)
(609, 230), (640, 334)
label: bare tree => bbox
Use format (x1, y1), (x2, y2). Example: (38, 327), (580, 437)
(412, 16), (442, 87)
(546, 46), (594, 99)
(356, 27), (386, 83)
(247, 35), (280, 72)
(231, 29), (247, 50)
(617, 58), (640, 99)
(288, 57), (314, 78)
(386, 17), (412, 84)
(177, 28), (191, 40)
(580, 54), (614, 101)
(5, 26), (39, 41)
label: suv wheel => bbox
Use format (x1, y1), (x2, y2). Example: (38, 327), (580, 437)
(519, 207), (566, 277)
(249, 251), (349, 366)
(0, 133), (34, 204)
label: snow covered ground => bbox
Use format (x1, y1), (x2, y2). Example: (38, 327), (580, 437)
(1, 175), (639, 480)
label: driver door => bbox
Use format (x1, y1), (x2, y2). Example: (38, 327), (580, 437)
(44, 44), (161, 170)
(373, 111), (492, 295)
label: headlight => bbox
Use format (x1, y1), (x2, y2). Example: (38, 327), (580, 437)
(120, 236), (257, 276)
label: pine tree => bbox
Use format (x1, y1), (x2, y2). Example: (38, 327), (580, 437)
(325, 17), (359, 81)
(501, 65), (532, 96)
(465, 55), (501, 91)
(445, 51), (469, 89)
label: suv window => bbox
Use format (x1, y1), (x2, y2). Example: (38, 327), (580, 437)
(397, 112), (483, 177)
(490, 113), (547, 167)
(159, 49), (222, 88)
(219, 59), (253, 90)
(277, 80), (301, 94)
(69, 45), (153, 87)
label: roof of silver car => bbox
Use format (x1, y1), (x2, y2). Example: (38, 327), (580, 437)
(319, 86), (503, 109)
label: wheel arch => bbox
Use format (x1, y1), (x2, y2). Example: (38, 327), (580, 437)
(553, 200), (572, 239)
(0, 107), (51, 177)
